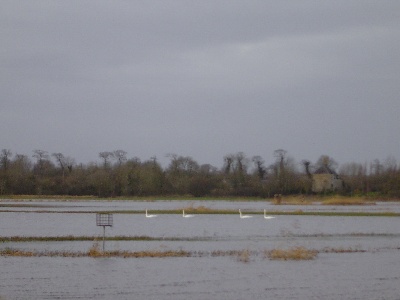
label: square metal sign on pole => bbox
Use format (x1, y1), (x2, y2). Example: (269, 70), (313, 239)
(96, 213), (113, 227)
(96, 213), (113, 251)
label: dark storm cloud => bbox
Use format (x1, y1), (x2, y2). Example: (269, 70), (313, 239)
(1, 1), (400, 167)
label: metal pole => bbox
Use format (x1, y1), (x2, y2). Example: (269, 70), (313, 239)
(103, 226), (105, 252)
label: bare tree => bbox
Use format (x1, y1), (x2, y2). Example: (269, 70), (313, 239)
(113, 150), (127, 166)
(235, 152), (248, 174)
(65, 156), (75, 173)
(302, 160), (312, 178)
(223, 154), (235, 174)
(14, 154), (32, 170)
(300, 160), (313, 194)
(272, 149), (300, 194)
(166, 153), (179, 173)
(384, 156), (397, 173)
(52, 152), (74, 179)
(316, 155), (338, 171)
(99, 152), (114, 168)
(32, 149), (49, 175)
(252, 156), (266, 180)
(199, 164), (218, 174)
(52, 153), (66, 171)
(33, 149), (49, 162)
(1, 149), (12, 171)
(274, 149), (287, 175)
(166, 154), (199, 174)
(370, 159), (383, 175)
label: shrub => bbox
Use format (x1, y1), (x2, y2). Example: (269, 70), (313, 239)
(88, 241), (102, 257)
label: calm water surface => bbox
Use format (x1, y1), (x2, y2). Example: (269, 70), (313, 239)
(1, 200), (400, 299)
(2, 199), (400, 212)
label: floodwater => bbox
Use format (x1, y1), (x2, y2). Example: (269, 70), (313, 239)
(2, 199), (400, 213)
(1, 200), (400, 299)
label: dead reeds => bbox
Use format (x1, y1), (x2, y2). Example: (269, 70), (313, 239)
(0, 246), (191, 258)
(237, 249), (251, 263)
(265, 247), (318, 261)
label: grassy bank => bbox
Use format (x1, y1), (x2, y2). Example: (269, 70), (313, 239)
(0, 195), (265, 201)
(2, 194), (398, 203)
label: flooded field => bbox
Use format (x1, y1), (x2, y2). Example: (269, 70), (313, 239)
(1, 200), (400, 299)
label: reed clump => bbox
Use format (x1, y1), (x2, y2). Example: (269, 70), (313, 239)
(237, 249), (250, 263)
(265, 247), (318, 260)
(88, 242), (102, 257)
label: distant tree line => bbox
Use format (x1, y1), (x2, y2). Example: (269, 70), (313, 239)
(0, 148), (399, 198)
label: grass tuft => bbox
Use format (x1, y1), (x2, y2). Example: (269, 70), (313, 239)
(237, 249), (250, 263)
(88, 241), (102, 257)
(265, 247), (318, 260)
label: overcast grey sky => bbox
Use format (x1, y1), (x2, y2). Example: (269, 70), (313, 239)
(1, 1), (399, 169)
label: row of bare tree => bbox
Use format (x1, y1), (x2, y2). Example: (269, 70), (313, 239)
(0, 149), (399, 198)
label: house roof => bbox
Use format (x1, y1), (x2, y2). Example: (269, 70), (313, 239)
(314, 165), (338, 175)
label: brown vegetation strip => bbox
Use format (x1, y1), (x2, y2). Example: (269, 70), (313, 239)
(2, 232), (400, 243)
(265, 247), (318, 260)
(0, 235), (215, 243)
(0, 246), (374, 260)
(0, 248), (190, 258)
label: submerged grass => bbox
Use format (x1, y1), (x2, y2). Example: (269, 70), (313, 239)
(320, 247), (367, 253)
(3, 232), (399, 244)
(0, 235), (215, 243)
(0, 244), (376, 259)
(0, 244), (191, 258)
